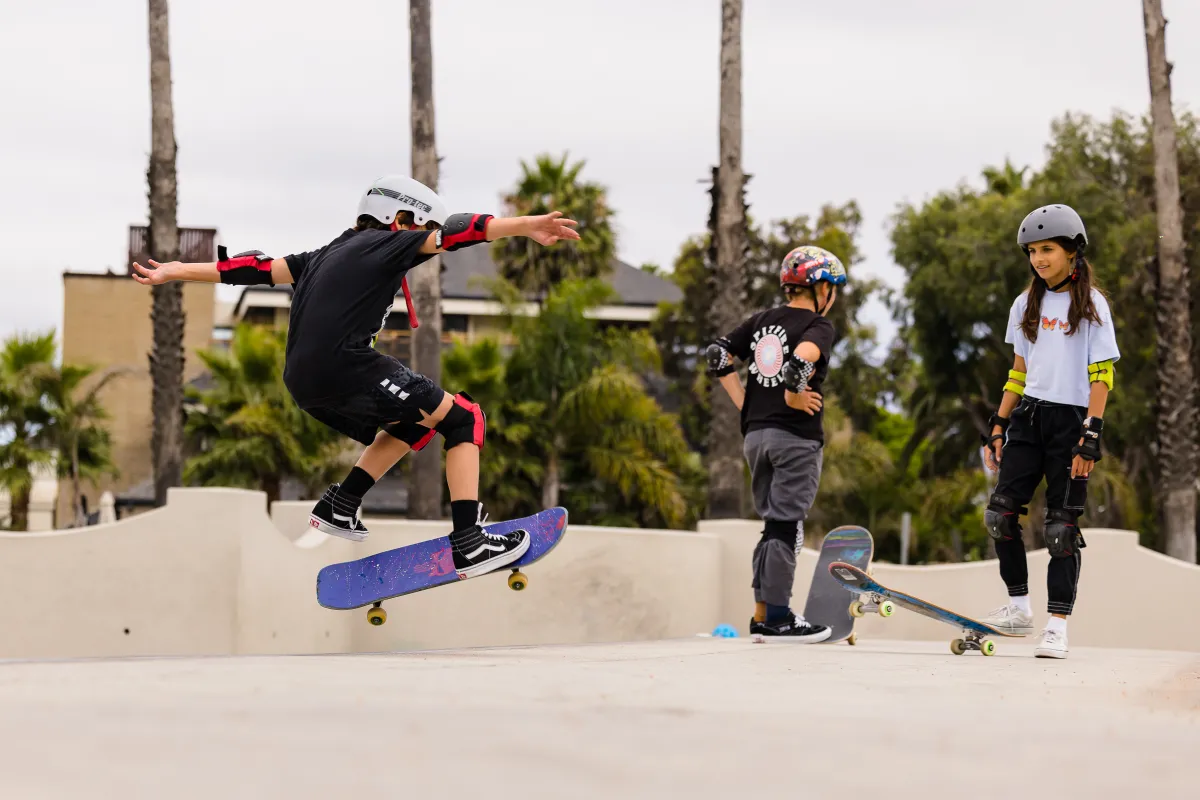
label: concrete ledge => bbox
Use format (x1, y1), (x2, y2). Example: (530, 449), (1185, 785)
(0, 490), (1196, 658)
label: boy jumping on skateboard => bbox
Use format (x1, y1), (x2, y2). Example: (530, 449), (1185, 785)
(706, 245), (847, 642)
(132, 174), (579, 579)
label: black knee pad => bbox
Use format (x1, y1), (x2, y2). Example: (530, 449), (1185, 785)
(1045, 509), (1084, 558)
(984, 493), (1025, 542)
(383, 421), (437, 451)
(434, 392), (486, 451)
(762, 520), (801, 551)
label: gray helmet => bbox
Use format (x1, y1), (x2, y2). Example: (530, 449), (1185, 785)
(1016, 204), (1087, 252)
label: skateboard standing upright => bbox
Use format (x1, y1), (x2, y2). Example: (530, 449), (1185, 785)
(800, 525), (874, 645)
(828, 561), (1024, 655)
(316, 507), (568, 625)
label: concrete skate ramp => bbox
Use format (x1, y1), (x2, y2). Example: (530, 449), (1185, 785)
(1, 488), (1198, 658)
(0, 639), (1195, 799)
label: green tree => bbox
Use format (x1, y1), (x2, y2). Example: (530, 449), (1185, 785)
(494, 153), (615, 298)
(890, 111), (1200, 551)
(444, 279), (698, 529)
(42, 364), (123, 527)
(183, 325), (347, 505)
(0, 332), (57, 530)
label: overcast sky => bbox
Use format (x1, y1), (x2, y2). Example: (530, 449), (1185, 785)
(2, 0), (1198, 350)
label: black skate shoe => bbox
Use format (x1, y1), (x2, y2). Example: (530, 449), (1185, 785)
(308, 484), (369, 542)
(449, 523), (531, 578)
(755, 612), (831, 643)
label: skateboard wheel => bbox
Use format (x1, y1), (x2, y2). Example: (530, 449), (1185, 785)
(847, 633), (857, 646)
(980, 639), (997, 657)
(950, 638), (966, 656)
(508, 571), (528, 591)
(878, 601), (895, 618)
(367, 606), (387, 626)
(849, 601), (865, 618)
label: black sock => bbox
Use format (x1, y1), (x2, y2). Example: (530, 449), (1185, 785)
(340, 466), (375, 499)
(451, 500), (481, 532)
(766, 604), (791, 623)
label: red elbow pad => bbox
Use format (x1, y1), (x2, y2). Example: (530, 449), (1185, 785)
(437, 213), (493, 251)
(217, 245), (274, 286)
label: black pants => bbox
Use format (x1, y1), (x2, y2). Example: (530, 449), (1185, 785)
(991, 397), (1086, 616)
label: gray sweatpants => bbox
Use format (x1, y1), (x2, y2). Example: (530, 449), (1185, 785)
(744, 428), (823, 607)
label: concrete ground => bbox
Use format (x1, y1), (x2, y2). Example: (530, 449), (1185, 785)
(1, 638), (1196, 799)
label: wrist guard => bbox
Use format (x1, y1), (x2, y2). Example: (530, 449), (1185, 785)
(781, 354), (815, 393)
(437, 213), (493, 251)
(217, 245), (274, 286)
(1072, 416), (1104, 462)
(981, 413), (1010, 447)
(705, 338), (735, 377)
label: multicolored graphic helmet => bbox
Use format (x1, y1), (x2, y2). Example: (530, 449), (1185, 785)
(780, 246), (847, 288)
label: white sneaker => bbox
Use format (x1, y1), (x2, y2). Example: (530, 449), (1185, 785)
(981, 603), (1034, 635)
(1034, 628), (1068, 659)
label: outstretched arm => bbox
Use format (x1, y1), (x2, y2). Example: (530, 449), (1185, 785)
(132, 251), (295, 286)
(418, 211), (580, 255)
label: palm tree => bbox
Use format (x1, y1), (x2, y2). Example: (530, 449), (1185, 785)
(43, 365), (123, 527)
(494, 153), (616, 298)
(1142, 0), (1196, 562)
(146, 0), (185, 507)
(0, 333), (56, 530)
(183, 326), (347, 505)
(406, 0), (444, 521)
(443, 338), (544, 520)
(462, 278), (695, 527)
(707, 0), (748, 518)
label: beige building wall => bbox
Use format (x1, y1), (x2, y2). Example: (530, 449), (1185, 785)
(0, 487), (1197, 660)
(59, 273), (216, 520)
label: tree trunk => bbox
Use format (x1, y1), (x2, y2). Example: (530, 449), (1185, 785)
(263, 474), (281, 508)
(72, 438), (83, 527)
(407, 0), (444, 520)
(10, 485), (30, 532)
(147, 0), (185, 507)
(706, 0), (747, 519)
(541, 448), (560, 510)
(1144, 0), (1197, 563)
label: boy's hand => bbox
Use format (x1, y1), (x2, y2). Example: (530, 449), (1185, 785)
(524, 212), (580, 246)
(131, 259), (179, 285)
(785, 389), (823, 415)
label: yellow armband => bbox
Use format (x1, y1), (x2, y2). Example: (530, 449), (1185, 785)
(1088, 360), (1115, 390)
(1003, 369), (1026, 397)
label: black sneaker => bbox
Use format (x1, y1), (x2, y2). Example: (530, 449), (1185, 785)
(756, 612), (832, 643)
(449, 523), (530, 578)
(308, 484), (369, 542)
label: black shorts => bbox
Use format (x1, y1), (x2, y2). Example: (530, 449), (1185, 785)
(301, 366), (446, 448)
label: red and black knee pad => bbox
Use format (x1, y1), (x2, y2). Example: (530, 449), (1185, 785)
(434, 392), (486, 451)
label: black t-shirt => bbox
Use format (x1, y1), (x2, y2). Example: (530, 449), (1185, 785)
(281, 228), (434, 405)
(721, 306), (836, 443)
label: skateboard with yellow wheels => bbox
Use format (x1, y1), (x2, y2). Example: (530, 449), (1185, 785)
(828, 561), (1024, 655)
(316, 507), (568, 626)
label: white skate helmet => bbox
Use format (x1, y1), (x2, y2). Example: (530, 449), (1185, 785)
(357, 175), (448, 227)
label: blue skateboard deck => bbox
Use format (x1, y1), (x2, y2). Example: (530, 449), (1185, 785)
(316, 507), (568, 623)
(801, 526), (874, 645)
(828, 561), (1023, 656)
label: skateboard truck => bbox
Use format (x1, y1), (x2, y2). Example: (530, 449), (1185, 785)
(950, 632), (997, 657)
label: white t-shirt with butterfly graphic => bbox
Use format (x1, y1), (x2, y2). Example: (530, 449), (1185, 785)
(1005, 288), (1120, 408)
